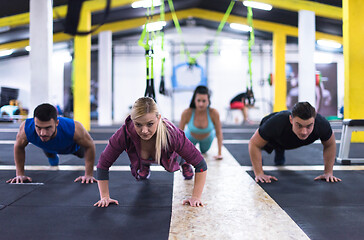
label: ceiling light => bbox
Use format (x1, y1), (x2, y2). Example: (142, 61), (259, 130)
(145, 21), (166, 32)
(0, 49), (14, 57)
(316, 39), (342, 49)
(131, 0), (161, 8)
(230, 23), (252, 32)
(243, 1), (272, 11)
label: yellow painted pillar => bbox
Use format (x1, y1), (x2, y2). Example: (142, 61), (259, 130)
(272, 31), (287, 112)
(74, 7), (91, 131)
(343, 0), (364, 141)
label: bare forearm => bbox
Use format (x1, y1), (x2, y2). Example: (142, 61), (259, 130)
(192, 171), (207, 199)
(217, 133), (223, 155)
(84, 147), (96, 176)
(97, 180), (110, 198)
(14, 148), (26, 176)
(323, 145), (336, 174)
(249, 144), (264, 176)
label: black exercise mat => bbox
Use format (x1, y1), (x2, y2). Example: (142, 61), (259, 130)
(223, 131), (342, 141)
(0, 132), (17, 140)
(1, 206), (171, 240)
(225, 143), (327, 166)
(246, 170), (364, 240)
(0, 143), (131, 166)
(0, 170), (173, 240)
(0, 170), (60, 206)
(89, 131), (116, 140)
(225, 141), (364, 166)
(9, 171), (173, 207)
(0, 122), (21, 128)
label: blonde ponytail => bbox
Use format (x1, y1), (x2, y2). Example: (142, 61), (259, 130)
(155, 118), (170, 165)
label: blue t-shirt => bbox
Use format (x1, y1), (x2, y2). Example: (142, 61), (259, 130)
(24, 117), (80, 154)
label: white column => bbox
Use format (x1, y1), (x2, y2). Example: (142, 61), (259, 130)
(113, 56), (124, 124)
(29, 0), (52, 116)
(51, 51), (68, 111)
(298, 10), (316, 107)
(98, 31), (113, 125)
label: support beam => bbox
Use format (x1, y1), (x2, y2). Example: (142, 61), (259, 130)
(298, 10), (316, 107)
(272, 31), (287, 112)
(0, 0), (135, 28)
(250, 0), (342, 20)
(0, 8), (343, 52)
(74, 7), (91, 131)
(97, 31), (113, 126)
(343, 0), (364, 142)
(29, 0), (52, 116)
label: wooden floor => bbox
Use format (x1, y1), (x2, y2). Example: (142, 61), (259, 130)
(169, 144), (309, 239)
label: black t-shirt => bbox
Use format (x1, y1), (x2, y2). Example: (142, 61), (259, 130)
(230, 93), (247, 104)
(258, 111), (332, 151)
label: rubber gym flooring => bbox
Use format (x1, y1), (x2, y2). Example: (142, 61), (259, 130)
(0, 120), (364, 239)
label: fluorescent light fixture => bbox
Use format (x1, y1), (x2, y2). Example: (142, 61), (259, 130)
(145, 21), (166, 32)
(243, 1), (272, 11)
(131, 0), (161, 8)
(0, 49), (14, 57)
(316, 39), (342, 49)
(25, 46), (31, 51)
(230, 23), (252, 32)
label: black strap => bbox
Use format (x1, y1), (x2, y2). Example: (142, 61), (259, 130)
(245, 87), (255, 106)
(145, 78), (156, 101)
(64, 0), (111, 36)
(159, 76), (166, 95)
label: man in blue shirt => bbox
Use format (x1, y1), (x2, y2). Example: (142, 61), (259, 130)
(7, 103), (96, 184)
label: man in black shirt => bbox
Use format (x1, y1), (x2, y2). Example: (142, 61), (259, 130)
(249, 102), (341, 183)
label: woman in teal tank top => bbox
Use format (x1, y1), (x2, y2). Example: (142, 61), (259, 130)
(179, 86), (223, 160)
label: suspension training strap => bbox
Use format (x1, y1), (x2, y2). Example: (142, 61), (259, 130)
(247, 5), (255, 90)
(138, 3), (156, 101)
(167, 0), (235, 65)
(159, 0), (167, 95)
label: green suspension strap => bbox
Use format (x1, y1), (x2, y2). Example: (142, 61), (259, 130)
(246, 4), (255, 106)
(167, 0), (235, 67)
(167, 0), (188, 60)
(213, 0), (235, 54)
(139, 3), (156, 101)
(159, 0), (167, 95)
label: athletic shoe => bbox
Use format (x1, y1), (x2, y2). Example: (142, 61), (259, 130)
(137, 164), (151, 180)
(181, 163), (194, 180)
(48, 155), (59, 166)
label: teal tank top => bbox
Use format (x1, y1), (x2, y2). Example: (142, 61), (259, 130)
(24, 117), (80, 154)
(187, 109), (214, 134)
